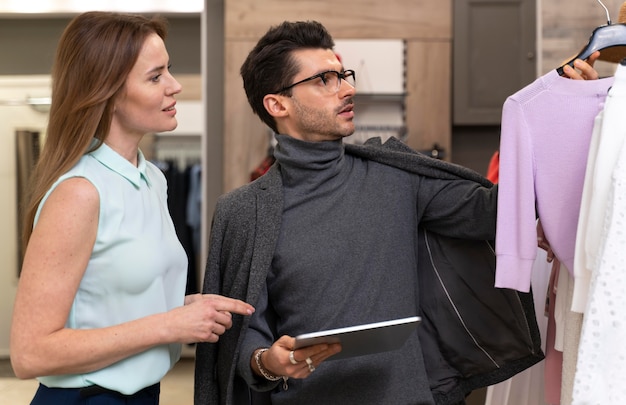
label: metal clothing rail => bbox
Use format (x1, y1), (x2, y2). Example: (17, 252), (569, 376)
(354, 124), (406, 136)
(152, 133), (202, 168)
(346, 124), (407, 145)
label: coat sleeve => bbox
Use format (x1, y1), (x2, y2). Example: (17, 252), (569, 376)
(195, 171), (284, 405)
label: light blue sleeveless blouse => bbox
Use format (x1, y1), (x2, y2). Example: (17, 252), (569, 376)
(36, 142), (187, 395)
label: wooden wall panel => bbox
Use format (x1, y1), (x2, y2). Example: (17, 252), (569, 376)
(226, 0), (451, 40)
(541, 0), (623, 76)
(223, 0), (452, 192)
(404, 40), (451, 158)
(177, 74), (202, 100)
(224, 41), (271, 191)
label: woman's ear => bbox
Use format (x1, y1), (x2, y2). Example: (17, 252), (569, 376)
(263, 94), (289, 118)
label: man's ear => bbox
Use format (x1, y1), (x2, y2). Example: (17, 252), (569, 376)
(263, 94), (289, 118)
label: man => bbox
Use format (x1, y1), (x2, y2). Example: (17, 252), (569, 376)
(195, 20), (595, 405)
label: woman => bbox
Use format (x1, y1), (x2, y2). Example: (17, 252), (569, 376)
(9, 11), (254, 405)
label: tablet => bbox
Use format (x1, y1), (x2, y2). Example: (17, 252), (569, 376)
(293, 316), (421, 361)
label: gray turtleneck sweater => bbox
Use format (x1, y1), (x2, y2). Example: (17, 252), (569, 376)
(237, 134), (480, 404)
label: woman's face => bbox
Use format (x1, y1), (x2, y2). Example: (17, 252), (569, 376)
(111, 32), (182, 139)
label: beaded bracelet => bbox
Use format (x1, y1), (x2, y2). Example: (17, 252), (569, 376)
(254, 348), (289, 390)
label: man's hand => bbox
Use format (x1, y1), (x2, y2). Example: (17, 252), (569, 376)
(561, 51), (601, 80)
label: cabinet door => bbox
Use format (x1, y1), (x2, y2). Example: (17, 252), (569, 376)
(453, 0), (536, 125)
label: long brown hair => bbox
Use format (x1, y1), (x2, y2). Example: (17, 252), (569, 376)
(21, 11), (168, 251)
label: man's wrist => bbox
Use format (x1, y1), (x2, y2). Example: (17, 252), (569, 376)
(254, 348), (282, 381)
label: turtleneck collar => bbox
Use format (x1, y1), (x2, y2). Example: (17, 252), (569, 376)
(274, 134), (347, 190)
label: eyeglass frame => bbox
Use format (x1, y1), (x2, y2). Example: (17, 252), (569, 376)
(273, 69), (356, 94)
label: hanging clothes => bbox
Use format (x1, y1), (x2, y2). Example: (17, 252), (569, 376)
(158, 159), (200, 295)
(495, 68), (614, 405)
(486, 150), (499, 184)
(186, 162), (202, 258)
(571, 111), (606, 312)
(572, 66), (626, 312)
(571, 62), (626, 404)
(150, 134), (203, 296)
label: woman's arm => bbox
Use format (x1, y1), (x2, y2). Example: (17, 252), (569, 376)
(10, 177), (253, 379)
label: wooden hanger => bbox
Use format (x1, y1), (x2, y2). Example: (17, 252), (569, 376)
(557, 0), (626, 76)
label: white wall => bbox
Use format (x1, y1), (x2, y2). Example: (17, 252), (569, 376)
(0, 76), (51, 357)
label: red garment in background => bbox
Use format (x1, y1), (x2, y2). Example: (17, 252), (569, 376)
(486, 150), (499, 184)
(250, 155), (275, 182)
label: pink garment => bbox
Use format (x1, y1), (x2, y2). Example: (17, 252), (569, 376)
(495, 69), (614, 291)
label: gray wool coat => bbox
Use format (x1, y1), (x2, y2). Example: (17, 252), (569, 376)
(194, 137), (544, 405)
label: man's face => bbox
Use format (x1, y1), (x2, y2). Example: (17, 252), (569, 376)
(276, 48), (356, 142)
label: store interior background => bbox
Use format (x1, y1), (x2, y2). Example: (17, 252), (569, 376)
(1, 0), (625, 403)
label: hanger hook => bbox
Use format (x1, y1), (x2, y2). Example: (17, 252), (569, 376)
(596, 0), (611, 25)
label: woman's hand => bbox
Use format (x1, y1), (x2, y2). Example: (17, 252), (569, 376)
(168, 294), (254, 344)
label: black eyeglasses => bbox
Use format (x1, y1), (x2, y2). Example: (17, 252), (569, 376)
(275, 69), (356, 94)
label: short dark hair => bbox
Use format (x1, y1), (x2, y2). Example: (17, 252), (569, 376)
(240, 20), (335, 133)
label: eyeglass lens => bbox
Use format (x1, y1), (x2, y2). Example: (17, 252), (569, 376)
(323, 71), (356, 92)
